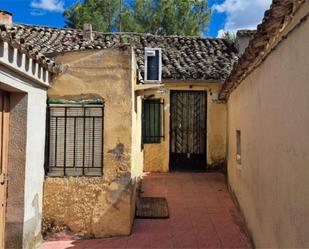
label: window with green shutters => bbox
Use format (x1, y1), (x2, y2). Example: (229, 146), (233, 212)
(142, 99), (164, 144)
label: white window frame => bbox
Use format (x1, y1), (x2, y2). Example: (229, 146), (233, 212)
(144, 47), (162, 84)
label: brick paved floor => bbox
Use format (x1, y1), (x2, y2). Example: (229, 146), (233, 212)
(40, 172), (252, 249)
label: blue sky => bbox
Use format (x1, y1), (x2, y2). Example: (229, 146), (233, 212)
(0, 0), (271, 37)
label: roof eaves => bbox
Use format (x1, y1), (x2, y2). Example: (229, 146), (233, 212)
(0, 24), (59, 73)
(219, 0), (306, 101)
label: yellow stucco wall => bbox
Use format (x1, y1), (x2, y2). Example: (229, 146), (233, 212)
(142, 82), (227, 172)
(49, 48), (134, 180)
(44, 48), (140, 238)
(227, 4), (309, 248)
(131, 52), (144, 178)
(43, 176), (136, 238)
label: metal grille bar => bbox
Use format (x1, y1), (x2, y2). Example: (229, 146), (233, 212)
(45, 105), (104, 177)
(170, 91), (206, 154)
(169, 90), (207, 170)
(142, 99), (164, 144)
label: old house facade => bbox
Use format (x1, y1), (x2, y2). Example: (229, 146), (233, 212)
(1, 0), (308, 248)
(0, 21), (238, 242)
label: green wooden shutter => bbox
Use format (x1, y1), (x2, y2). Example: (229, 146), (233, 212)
(142, 99), (163, 144)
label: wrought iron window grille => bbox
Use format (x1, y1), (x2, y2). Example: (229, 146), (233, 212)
(45, 103), (104, 177)
(142, 99), (165, 145)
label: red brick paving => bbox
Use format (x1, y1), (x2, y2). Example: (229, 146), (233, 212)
(40, 172), (252, 249)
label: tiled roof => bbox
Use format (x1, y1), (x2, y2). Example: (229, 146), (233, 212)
(219, 0), (306, 100)
(0, 25), (59, 73)
(236, 30), (257, 38)
(0, 24), (239, 82)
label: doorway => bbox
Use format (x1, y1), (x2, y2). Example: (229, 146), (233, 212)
(169, 90), (207, 171)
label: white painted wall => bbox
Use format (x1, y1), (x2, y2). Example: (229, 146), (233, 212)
(0, 42), (50, 87)
(0, 42), (50, 249)
(23, 87), (47, 249)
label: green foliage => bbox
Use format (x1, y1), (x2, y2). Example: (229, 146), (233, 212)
(63, 0), (211, 36)
(121, 0), (211, 36)
(63, 0), (121, 31)
(221, 31), (236, 42)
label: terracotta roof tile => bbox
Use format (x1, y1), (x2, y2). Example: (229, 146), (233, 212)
(236, 30), (257, 39)
(1, 24), (239, 81)
(219, 0), (306, 100)
(0, 25), (59, 73)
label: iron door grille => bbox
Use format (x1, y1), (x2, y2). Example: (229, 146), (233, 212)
(45, 105), (104, 177)
(170, 91), (207, 170)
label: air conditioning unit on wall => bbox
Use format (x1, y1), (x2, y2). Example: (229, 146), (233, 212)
(144, 48), (162, 84)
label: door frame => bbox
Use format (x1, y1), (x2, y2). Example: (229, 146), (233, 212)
(169, 90), (207, 171)
(0, 91), (10, 249)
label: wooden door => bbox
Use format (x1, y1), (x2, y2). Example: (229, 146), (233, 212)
(0, 91), (9, 249)
(170, 91), (207, 170)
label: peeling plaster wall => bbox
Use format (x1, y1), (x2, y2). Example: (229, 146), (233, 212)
(44, 48), (139, 237)
(43, 175), (136, 238)
(49, 48), (133, 180)
(227, 5), (309, 248)
(143, 82), (227, 172)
